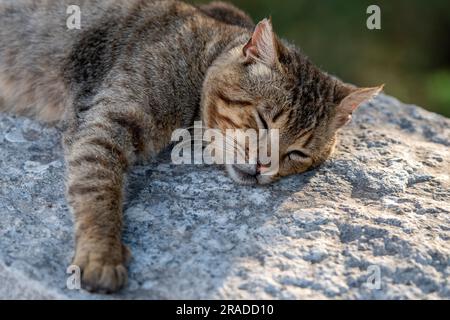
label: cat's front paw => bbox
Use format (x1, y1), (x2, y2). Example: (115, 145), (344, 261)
(72, 243), (131, 293)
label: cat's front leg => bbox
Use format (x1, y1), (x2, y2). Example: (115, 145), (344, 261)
(64, 106), (149, 293)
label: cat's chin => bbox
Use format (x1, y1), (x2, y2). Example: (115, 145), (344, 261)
(225, 164), (274, 186)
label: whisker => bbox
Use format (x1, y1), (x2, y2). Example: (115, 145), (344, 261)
(175, 139), (246, 158)
(173, 127), (263, 163)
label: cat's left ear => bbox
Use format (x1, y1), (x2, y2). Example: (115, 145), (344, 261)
(243, 18), (279, 66)
(335, 85), (384, 128)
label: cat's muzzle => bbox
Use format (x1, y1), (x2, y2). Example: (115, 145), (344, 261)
(226, 163), (273, 185)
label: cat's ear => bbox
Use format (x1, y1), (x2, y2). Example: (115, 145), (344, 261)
(334, 85), (384, 128)
(243, 18), (279, 66)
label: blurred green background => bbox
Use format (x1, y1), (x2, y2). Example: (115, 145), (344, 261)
(193, 0), (450, 117)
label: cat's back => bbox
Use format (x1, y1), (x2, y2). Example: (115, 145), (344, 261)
(0, 0), (200, 121)
(0, 0), (200, 74)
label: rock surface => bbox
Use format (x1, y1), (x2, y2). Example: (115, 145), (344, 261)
(0, 94), (449, 299)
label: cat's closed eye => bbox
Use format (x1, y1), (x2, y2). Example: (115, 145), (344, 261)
(287, 150), (310, 161)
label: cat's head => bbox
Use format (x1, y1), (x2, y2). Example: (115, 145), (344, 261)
(201, 18), (383, 185)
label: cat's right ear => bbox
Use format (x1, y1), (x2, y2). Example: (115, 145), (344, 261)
(243, 18), (279, 66)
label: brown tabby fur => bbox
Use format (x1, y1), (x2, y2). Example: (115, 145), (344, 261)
(0, 0), (382, 293)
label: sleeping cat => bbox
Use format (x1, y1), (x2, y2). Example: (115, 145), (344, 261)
(0, 0), (382, 293)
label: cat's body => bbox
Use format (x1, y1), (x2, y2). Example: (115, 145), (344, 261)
(0, 0), (253, 129)
(0, 0), (382, 293)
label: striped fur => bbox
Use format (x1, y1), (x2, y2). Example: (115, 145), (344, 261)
(0, 0), (381, 293)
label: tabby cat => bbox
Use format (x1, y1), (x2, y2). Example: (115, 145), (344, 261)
(0, 0), (382, 293)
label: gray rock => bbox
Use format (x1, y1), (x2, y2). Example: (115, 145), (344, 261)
(0, 94), (449, 299)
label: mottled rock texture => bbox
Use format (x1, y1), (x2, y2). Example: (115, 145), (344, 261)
(0, 94), (449, 299)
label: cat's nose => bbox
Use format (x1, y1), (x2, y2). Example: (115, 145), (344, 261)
(256, 162), (271, 174)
